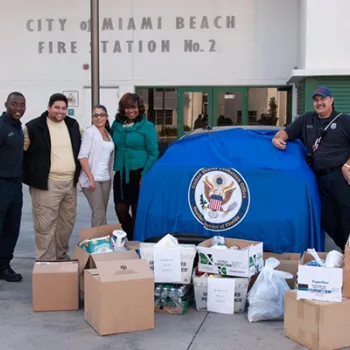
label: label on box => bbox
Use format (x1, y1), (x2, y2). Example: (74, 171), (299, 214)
(153, 247), (181, 282)
(297, 265), (343, 302)
(207, 278), (235, 314)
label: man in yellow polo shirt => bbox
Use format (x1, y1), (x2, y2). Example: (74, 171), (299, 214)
(22, 93), (81, 260)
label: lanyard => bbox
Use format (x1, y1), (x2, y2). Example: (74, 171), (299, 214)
(312, 113), (342, 153)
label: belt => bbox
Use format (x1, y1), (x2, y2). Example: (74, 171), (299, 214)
(315, 165), (342, 177)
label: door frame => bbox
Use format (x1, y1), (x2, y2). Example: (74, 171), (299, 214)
(177, 87), (213, 138)
(177, 86), (248, 137)
(277, 85), (294, 124)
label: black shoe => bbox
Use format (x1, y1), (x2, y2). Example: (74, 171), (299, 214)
(58, 254), (70, 261)
(0, 267), (22, 282)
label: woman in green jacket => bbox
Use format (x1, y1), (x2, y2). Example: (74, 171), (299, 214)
(111, 93), (159, 240)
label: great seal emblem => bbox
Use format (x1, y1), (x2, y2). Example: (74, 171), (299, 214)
(188, 168), (250, 231)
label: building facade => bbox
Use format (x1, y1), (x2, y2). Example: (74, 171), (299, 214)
(291, 0), (350, 116)
(0, 0), (349, 140)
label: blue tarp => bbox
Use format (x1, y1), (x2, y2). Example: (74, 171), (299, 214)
(134, 128), (324, 253)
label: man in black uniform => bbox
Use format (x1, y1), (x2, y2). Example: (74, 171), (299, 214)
(272, 87), (350, 251)
(0, 92), (26, 282)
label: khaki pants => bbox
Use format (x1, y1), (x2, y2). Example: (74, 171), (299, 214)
(30, 179), (77, 261)
(82, 180), (111, 227)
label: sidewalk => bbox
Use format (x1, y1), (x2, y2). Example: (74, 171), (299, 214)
(0, 187), (308, 349)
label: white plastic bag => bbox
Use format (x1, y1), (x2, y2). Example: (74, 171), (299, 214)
(247, 257), (292, 322)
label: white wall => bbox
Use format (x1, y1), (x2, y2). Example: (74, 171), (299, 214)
(301, 0), (350, 69)
(0, 0), (299, 86)
(297, 0), (307, 69)
(83, 87), (119, 127)
(0, 0), (299, 127)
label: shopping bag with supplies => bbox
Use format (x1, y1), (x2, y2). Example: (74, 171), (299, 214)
(247, 257), (292, 322)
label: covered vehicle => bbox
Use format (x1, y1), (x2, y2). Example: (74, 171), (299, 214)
(134, 126), (324, 253)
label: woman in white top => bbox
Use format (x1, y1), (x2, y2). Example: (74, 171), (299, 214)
(78, 105), (114, 227)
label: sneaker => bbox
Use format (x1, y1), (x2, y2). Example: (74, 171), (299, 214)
(0, 267), (22, 282)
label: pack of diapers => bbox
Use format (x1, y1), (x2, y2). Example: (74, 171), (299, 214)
(79, 235), (113, 254)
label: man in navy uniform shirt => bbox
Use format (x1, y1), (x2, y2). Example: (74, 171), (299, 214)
(272, 87), (350, 251)
(0, 92), (26, 282)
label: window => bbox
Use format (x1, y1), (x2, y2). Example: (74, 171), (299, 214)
(237, 111), (258, 124)
(155, 109), (173, 126)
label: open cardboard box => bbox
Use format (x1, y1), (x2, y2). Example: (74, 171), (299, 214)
(249, 252), (300, 291)
(139, 242), (196, 284)
(72, 224), (139, 295)
(297, 251), (343, 303)
(84, 258), (154, 336)
(263, 252), (300, 289)
(197, 237), (263, 277)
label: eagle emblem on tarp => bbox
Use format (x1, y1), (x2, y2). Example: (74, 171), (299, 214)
(200, 174), (237, 218)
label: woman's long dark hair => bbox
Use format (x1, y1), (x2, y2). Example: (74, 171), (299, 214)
(115, 93), (145, 124)
(92, 104), (112, 134)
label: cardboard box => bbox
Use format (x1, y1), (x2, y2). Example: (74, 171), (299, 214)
(72, 224), (139, 294)
(248, 252), (300, 291)
(297, 252), (343, 303)
(139, 242), (196, 284)
(197, 238), (263, 277)
(32, 260), (79, 311)
(284, 290), (350, 350)
(84, 259), (154, 336)
(193, 272), (249, 313)
(342, 238), (350, 298)
(264, 252), (300, 289)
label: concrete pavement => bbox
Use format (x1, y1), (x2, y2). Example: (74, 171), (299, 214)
(0, 186), (331, 349)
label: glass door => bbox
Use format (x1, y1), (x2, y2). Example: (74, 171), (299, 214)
(177, 87), (214, 137)
(136, 87), (178, 157)
(139, 86), (250, 142)
(213, 87), (248, 126)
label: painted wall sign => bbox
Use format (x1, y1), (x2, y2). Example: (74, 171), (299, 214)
(25, 16), (235, 55)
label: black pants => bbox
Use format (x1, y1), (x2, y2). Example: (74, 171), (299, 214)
(113, 169), (142, 241)
(317, 169), (350, 250)
(0, 178), (23, 270)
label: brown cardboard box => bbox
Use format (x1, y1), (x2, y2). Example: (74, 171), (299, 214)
(284, 290), (350, 350)
(249, 252), (300, 290)
(264, 252), (300, 289)
(342, 239), (350, 297)
(71, 224), (139, 294)
(32, 260), (79, 311)
(84, 259), (154, 336)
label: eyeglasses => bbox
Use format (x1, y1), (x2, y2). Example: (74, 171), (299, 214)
(92, 113), (107, 118)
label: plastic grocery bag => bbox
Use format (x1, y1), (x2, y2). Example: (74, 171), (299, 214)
(247, 257), (293, 322)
